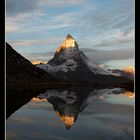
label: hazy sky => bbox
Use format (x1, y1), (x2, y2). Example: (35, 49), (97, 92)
(6, 0), (135, 69)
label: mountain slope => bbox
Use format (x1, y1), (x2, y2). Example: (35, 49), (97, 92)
(36, 34), (133, 88)
(108, 67), (134, 81)
(6, 42), (54, 85)
(40, 34), (110, 75)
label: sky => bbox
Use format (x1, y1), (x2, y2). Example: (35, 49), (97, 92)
(6, 0), (135, 69)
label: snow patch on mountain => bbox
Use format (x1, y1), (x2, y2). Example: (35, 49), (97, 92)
(38, 90), (77, 104)
(83, 88), (123, 105)
(37, 59), (77, 72)
(108, 71), (122, 76)
(80, 51), (110, 75)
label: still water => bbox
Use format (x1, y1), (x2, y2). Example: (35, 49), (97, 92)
(6, 87), (134, 140)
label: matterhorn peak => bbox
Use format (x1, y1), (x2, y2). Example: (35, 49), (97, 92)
(56, 34), (78, 53)
(66, 34), (74, 40)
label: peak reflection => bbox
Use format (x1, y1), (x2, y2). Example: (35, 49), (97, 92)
(35, 87), (134, 129)
(7, 86), (134, 130)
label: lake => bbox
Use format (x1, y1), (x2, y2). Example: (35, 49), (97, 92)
(6, 86), (134, 140)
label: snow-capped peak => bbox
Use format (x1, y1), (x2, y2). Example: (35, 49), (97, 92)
(56, 34), (78, 53)
(36, 34), (121, 77)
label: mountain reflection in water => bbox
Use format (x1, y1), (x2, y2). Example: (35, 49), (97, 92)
(33, 88), (134, 129)
(6, 86), (134, 140)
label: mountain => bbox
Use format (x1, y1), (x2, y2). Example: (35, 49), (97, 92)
(108, 67), (134, 81)
(37, 87), (94, 129)
(6, 86), (46, 118)
(6, 42), (54, 85)
(31, 60), (47, 65)
(38, 34), (110, 75)
(36, 34), (133, 88)
(37, 87), (126, 129)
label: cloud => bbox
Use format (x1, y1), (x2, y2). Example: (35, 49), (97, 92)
(40, 0), (85, 7)
(21, 47), (134, 64)
(6, 0), (134, 70)
(12, 40), (39, 47)
(74, 1), (134, 42)
(93, 30), (134, 48)
(6, 0), (85, 16)
(9, 36), (64, 47)
(5, 22), (20, 32)
(6, 8), (79, 34)
(82, 47), (134, 63)
(6, 0), (39, 16)
(98, 64), (110, 69)
(6, 0), (134, 41)
(6, 13), (34, 33)
(55, 12), (80, 24)
(22, 52), (54, 61)
(6, 0), (84, 33)
(11, 40), (35, 46)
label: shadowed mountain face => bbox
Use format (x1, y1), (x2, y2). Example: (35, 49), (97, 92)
(6, 43), (54, 85)
(37, 35), (133, 89)
(6, 86), (46, 119)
